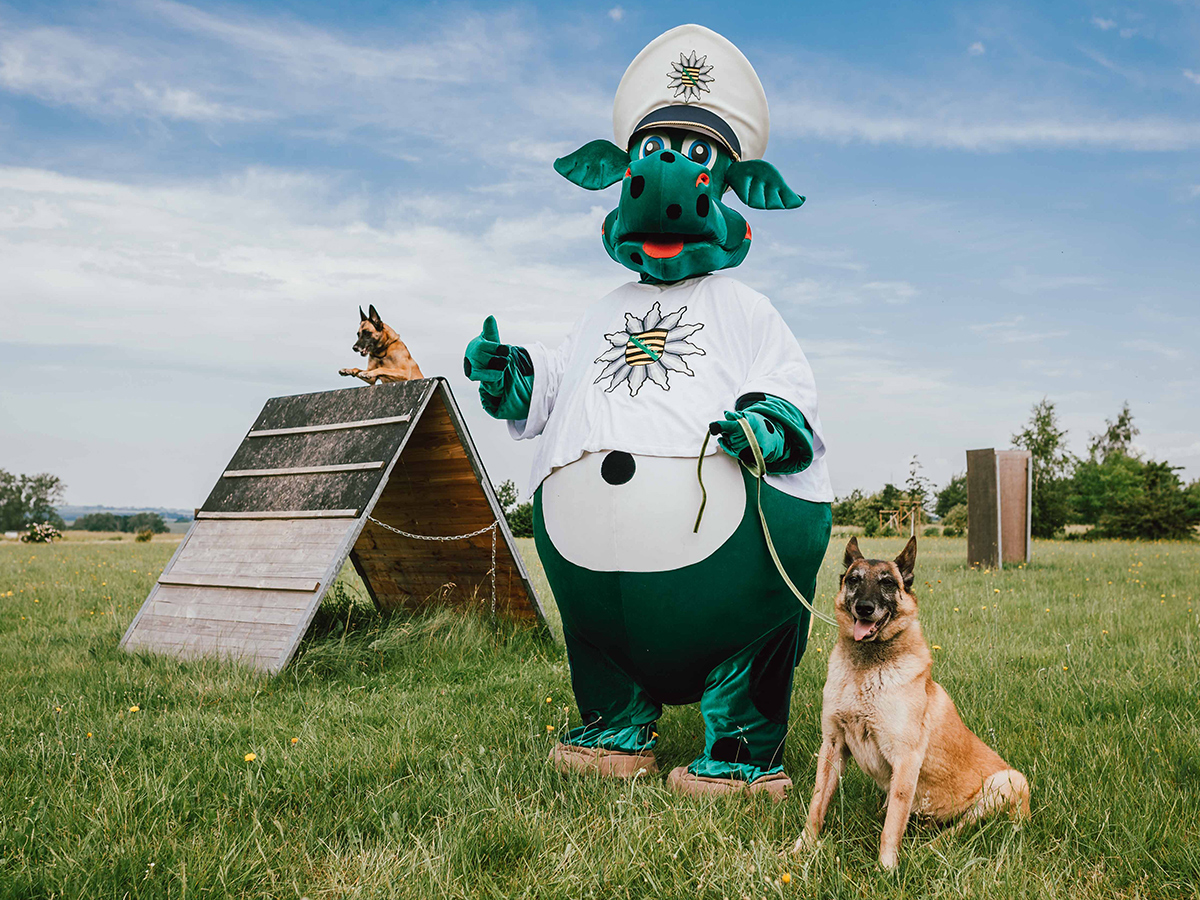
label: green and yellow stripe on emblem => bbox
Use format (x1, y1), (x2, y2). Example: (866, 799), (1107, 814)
(625, 329), (668, 366)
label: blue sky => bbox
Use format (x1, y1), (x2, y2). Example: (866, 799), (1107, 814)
(0, 0), (1197, 508)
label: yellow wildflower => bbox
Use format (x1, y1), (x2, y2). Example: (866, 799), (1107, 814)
(781, 872), (792, 884)
(244, 752), (257, 762)
(128, 705), (140, 713)
(546, 725), (555, 733)
(931, 645), (942, 650)
(291, 737), (299, 744)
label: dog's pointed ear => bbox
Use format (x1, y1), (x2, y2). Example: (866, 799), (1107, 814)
(843, 536), (863, 569)
(554, 140), (630, 190)
(359, 306), (368, 322)
(367, 304), (383, 329)
(725, 160), (805, 210)
(894, 537), (917, 589)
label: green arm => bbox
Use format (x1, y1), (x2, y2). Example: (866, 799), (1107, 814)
(710, 393), (814, 475)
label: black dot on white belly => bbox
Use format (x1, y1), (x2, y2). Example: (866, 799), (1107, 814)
(601, 451), (636, 485)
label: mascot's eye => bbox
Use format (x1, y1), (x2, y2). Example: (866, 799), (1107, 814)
(682, 138), (714, 169)
(637, 134), (668, 158)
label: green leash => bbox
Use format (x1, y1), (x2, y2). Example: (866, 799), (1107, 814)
(694, 419), (837, 628)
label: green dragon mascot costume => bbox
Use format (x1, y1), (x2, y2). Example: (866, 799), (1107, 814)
(464, 24), (832, 800)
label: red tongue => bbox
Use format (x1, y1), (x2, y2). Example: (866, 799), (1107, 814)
(642, 238), (684, 259)
(853, 619), (875, 642)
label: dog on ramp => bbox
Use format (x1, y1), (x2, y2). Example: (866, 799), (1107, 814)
(339, 305), (423, 384)
(795, 536), (1029, 869)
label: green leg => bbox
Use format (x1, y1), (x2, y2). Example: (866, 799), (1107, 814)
(560, 627), (662, 752)
(687, 620), (802, 782)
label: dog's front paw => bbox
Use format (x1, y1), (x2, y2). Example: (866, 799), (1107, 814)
(338, 368), (359, 377)
(878, 849), (899, 871)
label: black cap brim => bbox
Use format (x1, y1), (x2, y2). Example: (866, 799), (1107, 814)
(630, 105), (742, 160)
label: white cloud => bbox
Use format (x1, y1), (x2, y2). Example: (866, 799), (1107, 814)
(862, 280), (918, 304)
(1091, 17), (1116, 31)
(608, 7), (625, 22)
(968, 42), (985, 56)
(0, 25), (260, 122)
(1001, 271), (1103, 294)
(1184, 69), (1200, 86)
(772, 98), (1200, 151)
(1123, 339), (1183, 359)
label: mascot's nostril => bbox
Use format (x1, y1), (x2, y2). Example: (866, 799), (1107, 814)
(666, 203), (682, 220)
(659, 151), (675, 163)
(696, 194), (710, 217)
(630, 251), (643, 265)
(630, 175), (645, 199)
(600, 451), (636, 485)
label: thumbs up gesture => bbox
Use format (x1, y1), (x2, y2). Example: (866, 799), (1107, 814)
(463, 316), (510, 390)
(463, 316), (534, 420)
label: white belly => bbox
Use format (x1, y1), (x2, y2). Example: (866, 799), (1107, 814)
(541, 451), (745, 572)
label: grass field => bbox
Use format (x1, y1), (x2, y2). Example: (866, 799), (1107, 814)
(1, 535), (1197, 899)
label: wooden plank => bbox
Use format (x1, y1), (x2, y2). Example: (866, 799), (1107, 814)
(185, 519), (355, 539)
(196, 509), (358, 520)
(146, 601), (309, 627)
(997, 450), (1031, 565)
(157, 573), (321, 592)
(222, 462), (384, 478)
(169, 563), (329, 580)
(150, 584), (318, 610)
(966, 448), (999, 569)
(247, 414), (411, 438)
(129, 615), (295, 644)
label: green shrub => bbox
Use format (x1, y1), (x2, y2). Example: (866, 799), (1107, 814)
(923, 526), (940, 537)
(506, 502), (533, 538)
(135, 529), (154, 543)
(942, 503), (968, 536)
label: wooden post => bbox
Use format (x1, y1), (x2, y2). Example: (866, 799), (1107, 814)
(966, 449), (1000, 568)
(966, 448), (1032, 568)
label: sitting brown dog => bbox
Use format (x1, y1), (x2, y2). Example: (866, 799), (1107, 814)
(795, 536), (1029, 869)
(339, 305), (423, 384)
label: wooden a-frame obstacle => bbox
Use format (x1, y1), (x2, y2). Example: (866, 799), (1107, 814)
(121, 378), (546, 674)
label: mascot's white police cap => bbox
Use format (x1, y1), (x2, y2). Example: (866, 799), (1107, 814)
(613, 24), (769, 162)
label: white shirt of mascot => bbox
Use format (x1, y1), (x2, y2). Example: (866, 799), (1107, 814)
(509, 274), (833, 505)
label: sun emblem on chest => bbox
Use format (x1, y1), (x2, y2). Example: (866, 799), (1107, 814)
(593, 302), (705, 396)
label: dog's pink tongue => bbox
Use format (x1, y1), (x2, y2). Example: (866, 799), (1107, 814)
(853, 619), (874, 642)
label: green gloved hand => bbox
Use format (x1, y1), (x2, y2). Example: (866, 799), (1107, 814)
(710, 410), (786, 471)
(463, 316), (534, 420)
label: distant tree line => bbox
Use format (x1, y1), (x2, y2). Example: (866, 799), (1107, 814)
(71, 512), (169, 534)
(0, 469), (66, 530)
(832, 402), (1200, 541)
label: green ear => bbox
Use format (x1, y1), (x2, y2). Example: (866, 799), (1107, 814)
(725, 160), (805, 210)
(554, 140), (631, 191)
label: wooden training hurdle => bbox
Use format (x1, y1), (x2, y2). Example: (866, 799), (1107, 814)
(121, 378), (546, 673)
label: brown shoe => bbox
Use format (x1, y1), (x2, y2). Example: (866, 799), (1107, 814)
(550, 742), (658, 778)
(666, 766), (792, 802)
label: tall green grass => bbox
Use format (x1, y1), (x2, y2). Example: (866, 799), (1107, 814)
(0, 536), (1197, 898)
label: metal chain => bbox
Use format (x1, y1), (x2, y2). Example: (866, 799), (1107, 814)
(365, 515), (499, 620)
